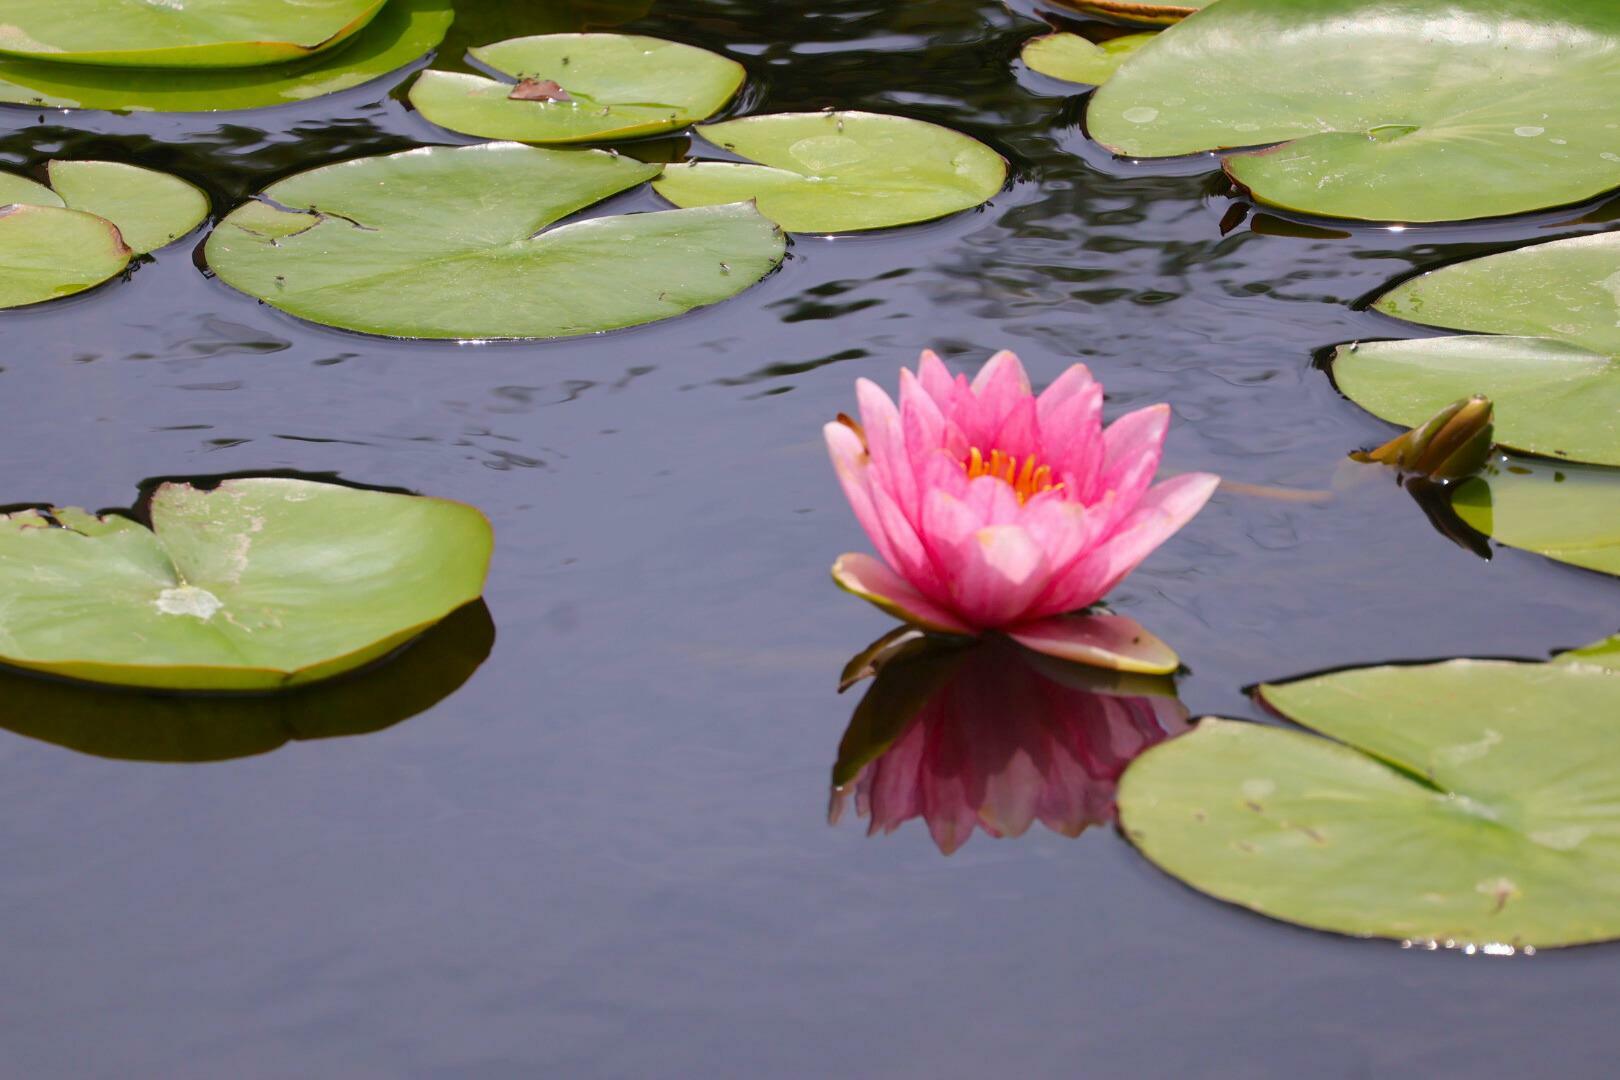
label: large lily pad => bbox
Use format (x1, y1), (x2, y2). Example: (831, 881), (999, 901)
(1043, 0), (1211, 26)
(0, 477), (492, 691)
(409, 33), (744, 144)
(206, 142), (784, 339)
(1088, 0), (1620, 222)
(1452, 454), (1620, 576)
(1120, 647), (1620, 949)
(1334, 233), (1620, 467)
(0, 0), (384, 68)
(0, 160), (207, 309)
(652, 111), (1007, 233)
(1021, 32), (1156, 87)
(0, 0), (450, 113)
(0, 601), (493, 763)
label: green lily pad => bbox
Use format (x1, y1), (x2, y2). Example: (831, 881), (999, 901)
(1119, 646), (1620, 949)
(1021, 32), (1156, 87)
(43, 160), (209, 254)
(0, 0), (450, 112)
(1088, 0), (1620, 222)
(0, 0), (384, 68)
(0, 204), (129, 309)
(0, 160), (207, 309)
(1333, 233), (1620, 467)
(1452, 454), (1620, 576)
(652, 111), (1008, 233)
(0, 477), (492, 692)
(1044, 0), (1211, 26)
(0, 601), (494, 763)
(206, 142), (784, 339)
(409, 33), (744, 144)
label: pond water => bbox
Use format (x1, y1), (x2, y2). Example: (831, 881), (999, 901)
(3, 1), (1619, 1075)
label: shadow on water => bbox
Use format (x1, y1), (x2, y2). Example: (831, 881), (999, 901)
(0, 599), (494, 763)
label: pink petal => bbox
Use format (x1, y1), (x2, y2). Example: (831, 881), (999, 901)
(1035, 362), (1097, 420)
(856, 378), (920, 525)
(832, 553), (971, 634)
(825, 421), (899, 570)
(938, 523), (1052, 628)
(1005, 613), (1180, 674)
(916, 350), (957, 413)
(1038, 382), (1104, 500)
(1043, 472), (1220, 613)
(960, 350), (1030, 447)
(987, 394), (1041, 461)
(1091, 471), (1220, 597)
(1099, 404), (1170, 511)
(962, 473), (1023, 527)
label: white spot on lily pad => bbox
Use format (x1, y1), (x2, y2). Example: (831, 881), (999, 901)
(1514, 126), (1545, 137)
(155, 584), (223, 620)
(1123, 106), (1159, 124)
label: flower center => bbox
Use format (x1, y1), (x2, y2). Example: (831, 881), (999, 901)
(962, 448), (1062, 504)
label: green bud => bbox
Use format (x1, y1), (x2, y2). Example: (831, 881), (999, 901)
(1354, 395), (1494, 481)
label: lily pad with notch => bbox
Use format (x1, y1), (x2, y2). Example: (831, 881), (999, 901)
(1088, 0), (1620, 222)
(0, 0), (386, 68)
(0, 601), (494, 763)
(205, 142), (785, 339)
(0, 0), (451, 113)
(1119, 642), (1620, 949)
(0, 477), (493, 691)
(0, 160), (207, 309)
(1334, 232), (1620, 466)
(652, 111), (1008, 233)
(409, 33), (744, 144)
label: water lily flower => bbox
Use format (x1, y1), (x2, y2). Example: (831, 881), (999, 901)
(825, 350), (1218, 674)
(829, 637), (1188, 855)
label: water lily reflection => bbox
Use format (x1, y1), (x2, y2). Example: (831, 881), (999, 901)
(830, 634), (1188, 855)
(0, 601), (493, 763)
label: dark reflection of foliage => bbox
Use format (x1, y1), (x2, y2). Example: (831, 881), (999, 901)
(830, 634), (1187, 855)
(0, 601), (494, 763)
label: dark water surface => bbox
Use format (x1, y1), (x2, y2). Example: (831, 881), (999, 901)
(3, 2), (1619, 1076)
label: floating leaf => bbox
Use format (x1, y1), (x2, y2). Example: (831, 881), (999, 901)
(206, 142), (784, 340)
(1335, 233), (1620, 466)
(1021, 32), (1156, 87)
(1120, 649), (1620, 949)
(0, 477), (492, 691)
(0, 203), (129, 309)
(0, 160), (206, 309)
(0, 0), (385, 68)
(653, 111), (1007, 233)
(409, 33), (744, 144)
(42, 160), (208, 254)
(0, 0), (450, 112)
(1452, 454), (1620, 576)
(0, 601), (494, 763)
(1043, 0), (1211, 26)
(1088, 0), (1620, 222)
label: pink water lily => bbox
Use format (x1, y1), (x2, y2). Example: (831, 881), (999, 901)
(825, 350), (1218, 673)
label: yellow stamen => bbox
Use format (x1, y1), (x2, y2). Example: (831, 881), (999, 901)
(960, 446), (1063, 504)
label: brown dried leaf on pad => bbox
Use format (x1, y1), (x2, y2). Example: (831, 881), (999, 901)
(509, 78), (572, 102)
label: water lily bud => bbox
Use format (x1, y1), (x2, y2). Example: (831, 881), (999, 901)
(1355, 395), (1494, 481)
